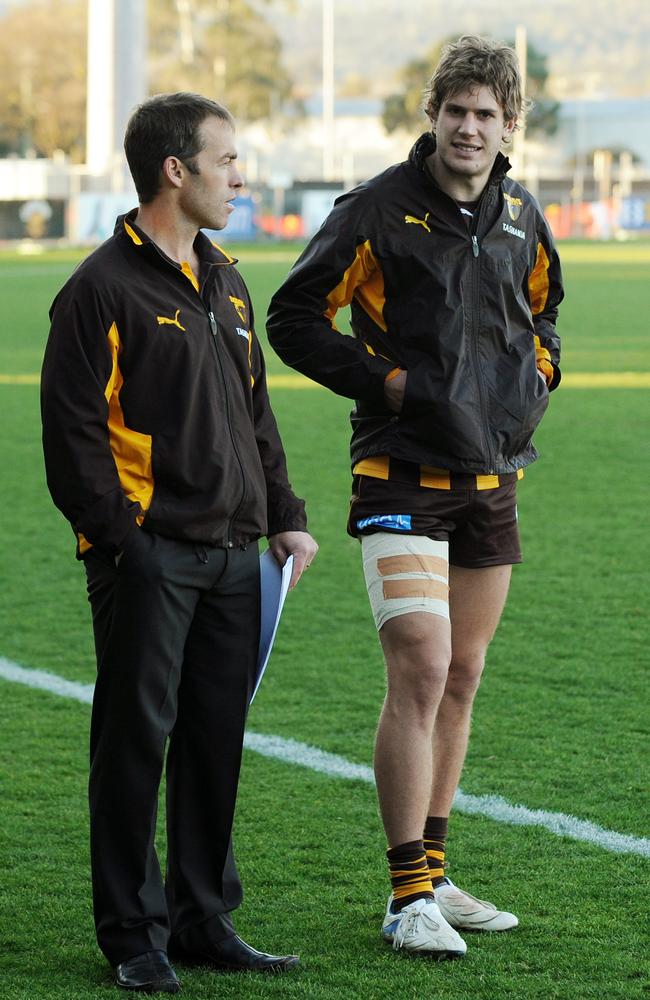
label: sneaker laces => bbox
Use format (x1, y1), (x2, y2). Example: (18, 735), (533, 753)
(393, 901), (438, 950)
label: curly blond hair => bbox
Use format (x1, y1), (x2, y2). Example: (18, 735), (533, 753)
(424, 35), (532, 133)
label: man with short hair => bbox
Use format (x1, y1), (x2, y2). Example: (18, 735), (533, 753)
(42, 92), (317, 993)
(268, 36), (562, 958)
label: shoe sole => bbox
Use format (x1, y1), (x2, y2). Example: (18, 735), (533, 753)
(202, 959), (299, 974)
(383, 941), (466, 961)
(382, 933), (466, 960)
(439, 914), (519, 933)
(447, 924), (517, 933)
(116, 982), (181, 994)
(172, 954), (300, 974)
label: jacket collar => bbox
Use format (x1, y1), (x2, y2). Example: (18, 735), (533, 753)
(408, 132), (511, 188)
(115, 209), (238, 267)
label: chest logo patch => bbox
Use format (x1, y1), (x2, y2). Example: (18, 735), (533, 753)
(504, 193), (523, 221)
(156, 309), (186, 331)
(229, 295), (247, 323)
(404, 211), (431, 233)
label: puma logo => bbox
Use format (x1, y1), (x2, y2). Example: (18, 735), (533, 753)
(156, 309), (186, 331)
(404, 212), (431, 233)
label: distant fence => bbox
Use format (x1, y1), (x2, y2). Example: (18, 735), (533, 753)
(545, 197), (650, 240)
(1, 194), (650, 245)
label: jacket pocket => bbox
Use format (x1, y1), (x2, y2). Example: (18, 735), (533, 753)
(401, 364), (438, 416)
(494, 367), (549, 458)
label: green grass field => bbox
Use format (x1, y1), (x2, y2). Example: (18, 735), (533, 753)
(0, 241), (649, 999)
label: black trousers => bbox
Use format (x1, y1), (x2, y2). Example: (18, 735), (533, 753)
(84, 530), (260, 965)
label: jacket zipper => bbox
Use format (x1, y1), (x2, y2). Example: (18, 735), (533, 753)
(141, 241), (249, 545)
(206, 308), (247, 547)
(469, 206), (497, 473)
(422, 178), (498, 472)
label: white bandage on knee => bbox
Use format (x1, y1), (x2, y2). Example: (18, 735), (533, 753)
(361, 532), (449, 631)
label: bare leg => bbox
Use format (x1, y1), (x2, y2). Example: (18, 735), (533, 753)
(428, 565), (512, 817)
(375, 611), (452, 847)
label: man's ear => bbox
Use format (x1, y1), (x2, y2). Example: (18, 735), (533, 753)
(161, 155), (184, 189)
(503, 116), (517, 141)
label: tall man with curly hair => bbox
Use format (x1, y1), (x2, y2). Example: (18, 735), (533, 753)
(268, 36), (562, 958)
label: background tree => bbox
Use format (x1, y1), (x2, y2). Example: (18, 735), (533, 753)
(0, 0), (296, 161)
(0, 0), (87, 160)
(381, 42), (444, 136)
(382, 37), (560, 137)
(148, 0), (299, 123)
(516, 38), (560, 136)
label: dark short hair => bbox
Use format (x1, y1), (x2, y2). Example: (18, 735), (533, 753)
(124, 92), (234, 203)
(424, 35), (531, 133)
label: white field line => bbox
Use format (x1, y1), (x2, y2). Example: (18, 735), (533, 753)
(1, 656), (649, 859)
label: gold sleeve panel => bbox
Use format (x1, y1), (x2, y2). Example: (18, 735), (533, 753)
(528, 242), (551, 315)
(533, 334), (551, 363)
(324, 239), (387, 333)
(105, 322), (154, 514)
(534, 333), (553, 384)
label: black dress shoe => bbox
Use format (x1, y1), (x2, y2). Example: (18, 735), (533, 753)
(114, 950), (181, 993)
(174, 934), (299, 974)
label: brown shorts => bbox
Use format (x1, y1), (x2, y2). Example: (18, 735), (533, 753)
(348, 475), (522, 568)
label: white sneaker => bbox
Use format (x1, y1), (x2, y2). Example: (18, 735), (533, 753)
(435, 878), (519, 932)
(381, 895), (467, 958)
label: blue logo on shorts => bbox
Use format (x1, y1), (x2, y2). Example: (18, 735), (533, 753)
(356, 514), (412, 532)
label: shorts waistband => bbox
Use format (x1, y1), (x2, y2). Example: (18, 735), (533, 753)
(352, 456), (524, 491)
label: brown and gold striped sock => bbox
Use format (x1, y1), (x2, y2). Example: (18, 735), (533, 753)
(423, 815), (448, 889)
(386, 839), (434, 912)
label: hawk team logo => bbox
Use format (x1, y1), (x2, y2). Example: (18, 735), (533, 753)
(156, 309), (186, 331)
(229, 296), (247, 323)
(404, 211), (431, 233)
(504, 193), (523, 221)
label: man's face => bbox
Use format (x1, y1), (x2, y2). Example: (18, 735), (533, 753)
(430, 85), (516, 195)
(179, 116), (243, 231)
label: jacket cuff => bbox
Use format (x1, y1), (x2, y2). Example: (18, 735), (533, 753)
(367, 361), (399, 405)
(266, 497), (308, 537)
(547, 362), (561, 391)
(75, 492), (141, 554)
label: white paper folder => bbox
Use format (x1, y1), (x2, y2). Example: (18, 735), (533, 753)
(252, 549), (293, 702)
